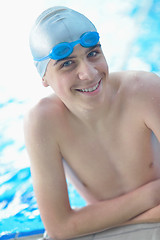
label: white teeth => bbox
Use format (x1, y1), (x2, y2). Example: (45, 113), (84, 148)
(79, 82), (99, 92)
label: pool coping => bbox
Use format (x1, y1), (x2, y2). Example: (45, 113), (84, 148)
(0, 229), (46, 240)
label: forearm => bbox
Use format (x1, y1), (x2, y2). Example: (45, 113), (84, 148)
(48, 180), (160, 240)
(68, 196), (144, 236)
(124, 204), (160, 225)
(67, 189), (155, 236)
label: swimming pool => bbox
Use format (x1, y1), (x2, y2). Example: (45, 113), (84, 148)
(0, 0), (159, 238)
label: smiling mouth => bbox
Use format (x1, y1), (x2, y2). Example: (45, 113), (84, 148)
(76, 80), (101, 93)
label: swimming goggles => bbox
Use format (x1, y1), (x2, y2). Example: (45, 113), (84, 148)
(34, 31), (100, 61)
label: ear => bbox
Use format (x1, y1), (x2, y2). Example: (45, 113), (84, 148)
(42, 77), (49, 87)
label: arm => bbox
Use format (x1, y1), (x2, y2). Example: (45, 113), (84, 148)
(128, 204), (160, 224)
(24, 102), (160, 240)
(138, 71), (160, 142)
(122, 71), (160, 226)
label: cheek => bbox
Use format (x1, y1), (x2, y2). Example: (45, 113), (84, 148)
(101, 58), (108, 72)
(50, 75), (69, 96)
(51, 81), (64, 95)
(97, 59), (108, 74)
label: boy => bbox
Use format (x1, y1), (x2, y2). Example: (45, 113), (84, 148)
(25, 6), (160, 239)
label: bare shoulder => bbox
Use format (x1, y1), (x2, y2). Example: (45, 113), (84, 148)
(109, 70), (160, 96)
(125, 70), (160, 88)
(109, 71), (160, 126)
(23, 94), (66, 144)
(125, 71), (160, 100)
(25, 94), (65, 125)
(110, 70), (159, 83)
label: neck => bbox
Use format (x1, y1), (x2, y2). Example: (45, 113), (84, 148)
(72, 106), (106, 128)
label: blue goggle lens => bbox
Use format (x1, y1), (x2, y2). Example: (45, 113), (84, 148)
(81, 32), (99, 47)
(51, 43), (73, 60)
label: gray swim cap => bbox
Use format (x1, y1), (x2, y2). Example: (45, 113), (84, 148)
(29, 6), (97, 78)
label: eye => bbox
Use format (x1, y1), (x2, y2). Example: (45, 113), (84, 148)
(87, 44), (102, 59)
(87, 50), (99, 58)
(61, 60), (73, 68)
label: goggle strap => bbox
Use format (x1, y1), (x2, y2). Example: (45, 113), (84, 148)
(34, 55), (50, 62)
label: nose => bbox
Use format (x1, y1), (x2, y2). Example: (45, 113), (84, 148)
(77, 61), (98, 81)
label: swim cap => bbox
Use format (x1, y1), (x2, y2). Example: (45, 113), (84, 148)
(29, 6), (97, 78)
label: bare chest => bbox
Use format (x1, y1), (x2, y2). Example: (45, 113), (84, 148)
(62, 118), (160, 199)
(60, 118), (160, 202)
(57, 84), (160, 200)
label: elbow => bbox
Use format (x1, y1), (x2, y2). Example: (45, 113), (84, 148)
(45, 224), (66, 240)
(47, 228), (74, 240)
(45, 218), (78, 240)
(47, 229), (68, 240)
(47, 230), (64, 240)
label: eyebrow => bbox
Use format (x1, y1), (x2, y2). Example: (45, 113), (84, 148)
(53, 56), (76, 66)
(53, 44), (102, 66)
(86, 44), (101, 54)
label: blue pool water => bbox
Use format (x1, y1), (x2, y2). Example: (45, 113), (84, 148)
(0, 0), (160, 238)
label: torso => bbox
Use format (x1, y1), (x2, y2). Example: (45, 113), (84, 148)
(56, 72), (160, 203)
(62, 130), (160, 199)
(61, 103), (160, 203)
(44, 71), (160, 219)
